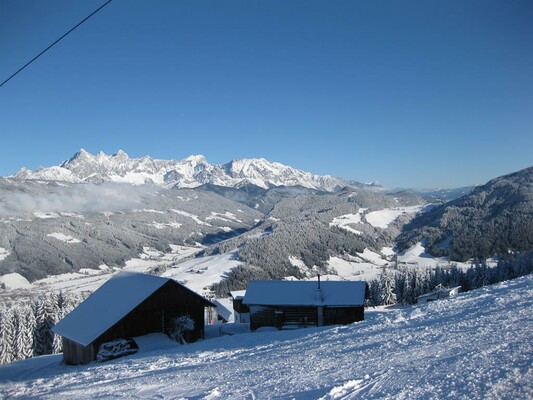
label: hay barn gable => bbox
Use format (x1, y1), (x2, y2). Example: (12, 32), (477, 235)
(52, 271), (214, 364)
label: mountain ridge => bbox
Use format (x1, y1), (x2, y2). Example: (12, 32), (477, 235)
(396, 166), (533, 261)
(11, 149), (362, 192)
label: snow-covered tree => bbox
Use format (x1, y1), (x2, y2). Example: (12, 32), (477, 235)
(34, 294), (60, 356)
(0, 308), (15, 364)
(368, 279), (382, 306)
(170, 315), (195, 344)
(380, 269), (396, 306)
(402, 270), (415, 305)
(18, 306), (36, 360)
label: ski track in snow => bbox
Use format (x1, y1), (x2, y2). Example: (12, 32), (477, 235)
(1, 276), (531, 399)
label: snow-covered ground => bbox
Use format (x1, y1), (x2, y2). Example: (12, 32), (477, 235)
(327, 256), (383, 281)
(170, 209), (211, 226)
(330, 205), (427, 233)
(0, 247), (9, 261)
(0, 272), (31, 289)
(1, 276), (531, 399)
(1, 246), (203, 297)
(397, 242), (482, 270)
(329, 209), (367, 235)
(46, 232), (81, 244)
(161, 251), (242, 295)
(364, 205), (425, 229)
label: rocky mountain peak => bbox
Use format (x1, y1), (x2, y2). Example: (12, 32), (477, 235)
(10, 150), (362, 191)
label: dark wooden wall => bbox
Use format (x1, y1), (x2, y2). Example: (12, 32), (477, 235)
(64, 280), (211, 364)
(324, 306), (364, 325)
(62, 338), (95, 365)
(232, 298), (249, 314)
(249, 305), (364, 331)
(96, 280), (209, 345)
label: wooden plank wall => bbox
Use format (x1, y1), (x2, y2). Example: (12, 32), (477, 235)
(62, 280), (211, 364)
(62, 338), (94, 365)
(250, 305), (364, 331)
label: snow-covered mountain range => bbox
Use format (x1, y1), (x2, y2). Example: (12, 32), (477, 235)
(12, 149), (357, 191)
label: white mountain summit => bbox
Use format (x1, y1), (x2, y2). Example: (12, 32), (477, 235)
(11, 149), (352, 191)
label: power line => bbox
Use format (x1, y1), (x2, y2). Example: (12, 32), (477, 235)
(0, 0), (113, 89)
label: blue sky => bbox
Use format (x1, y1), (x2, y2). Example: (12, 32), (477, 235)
(0, 0), (531, 189)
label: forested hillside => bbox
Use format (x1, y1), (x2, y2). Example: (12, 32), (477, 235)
(210, 189), (425, 295)
(396, 166), (533, 261)
(0, 180), (262, 281)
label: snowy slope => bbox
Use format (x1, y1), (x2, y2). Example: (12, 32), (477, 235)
(365, 205), (426, 229)
(11, 149), (352, 191)
(1, 276), (531, 399)
(161, 251), (243, 296)
(0, 246), (236, 301)
(0, 272), (31, 289)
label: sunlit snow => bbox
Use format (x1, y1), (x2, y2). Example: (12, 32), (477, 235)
(170, 209), (211, 226)
(0, 272), (31, 289)
(46, 232), (81, 244)
(1, 276), (531, 399)
(0, 247), (9, 261)
(365, 205), (425, 229)
(329, 208), (368, 235)
(161, 251), (242, 295)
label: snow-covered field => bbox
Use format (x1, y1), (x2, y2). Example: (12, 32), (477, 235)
(0, 273), (31, 289)
(0, 247), (9, 262)
(46, 232), (81, 244)
(1, 276), (531, 399)
(0, 246), (203, 295)
(365, 205), (425, 229)
(161, 251), (243, 295)
(397, 242), (483, 270)
(0, 245), (244, 301)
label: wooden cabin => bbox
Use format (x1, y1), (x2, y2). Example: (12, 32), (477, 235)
(417, 284), (461, 304)
(230, 290), (250, 323)
(52, 271), (214, 365)
(211, 299), (233, 324)
(243, 279), (367, 331)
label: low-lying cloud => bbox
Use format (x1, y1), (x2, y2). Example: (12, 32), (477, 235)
(0, 183), (157, 216)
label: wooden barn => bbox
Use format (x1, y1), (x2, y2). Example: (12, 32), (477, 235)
(243, 279), (367, 331)
(52, 271), (214, 365)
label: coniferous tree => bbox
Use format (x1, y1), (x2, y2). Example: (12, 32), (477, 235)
(369, 279), (382, 306)
(11, 308), (22, 361)
(34, 294), (59, 356)
(17, 306), (36, 360)
(402, 270), (415, 305)
(380, 269), (396, 306)
(0, 308), (15, 364)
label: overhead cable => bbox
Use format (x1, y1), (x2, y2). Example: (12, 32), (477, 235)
(0, 0), (113, 88)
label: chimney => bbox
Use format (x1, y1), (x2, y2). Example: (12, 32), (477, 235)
(316, 274), (324, 326)
(316, 274), (323, 303)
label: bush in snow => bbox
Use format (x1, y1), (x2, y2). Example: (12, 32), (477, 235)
(170, 315), (195, 344)
(96, 339), (138, 362)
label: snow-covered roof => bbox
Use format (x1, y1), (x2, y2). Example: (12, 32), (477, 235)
(230, 290), (246, 300)
(243, 280), (366, 307)
(212, 299), (233, 322)
(52, 271), (199, 346)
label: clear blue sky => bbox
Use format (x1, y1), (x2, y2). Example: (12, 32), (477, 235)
(1, 0), (531, 189)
